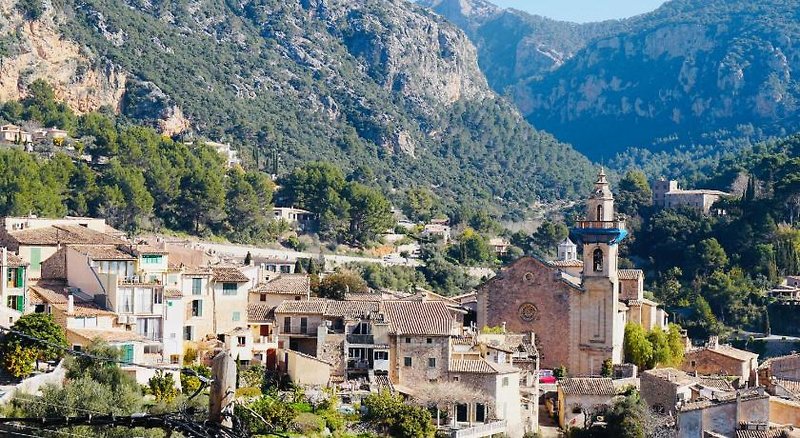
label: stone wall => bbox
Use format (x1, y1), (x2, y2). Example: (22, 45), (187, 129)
(476, 257), (575, 370)
(641, 373), (680, 415)
(319, 334), (345, 379)
(393, 334), (449, 386)
(682, 349), (751, 382)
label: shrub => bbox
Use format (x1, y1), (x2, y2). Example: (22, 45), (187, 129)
(235, 386), (262, 399)
(292, 412), (326, 435)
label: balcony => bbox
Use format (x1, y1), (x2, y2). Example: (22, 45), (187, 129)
(281, 328), (314, 336)
(574, 219), (626, 230)
(450, 421), (507, 438)
(347, 334), (374, 344)
(347, 359), (371, 370)
(119, 276), (163, 286)
(573, 219), (628, 245)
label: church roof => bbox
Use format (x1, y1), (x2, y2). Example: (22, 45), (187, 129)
(618, 269), (643, 280)
(548, 259), (583, 268)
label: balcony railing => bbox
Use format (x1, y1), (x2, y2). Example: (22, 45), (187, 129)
(451, 421), (507, 438)
(574, 219), (626, 230)
(254, 335), (279, 345)
(347, 359), (371, 370)
(347, 334), (374, 344)
(119, 276), (163, 286)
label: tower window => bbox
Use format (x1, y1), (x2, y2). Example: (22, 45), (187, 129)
(596, 204), (603, 221)
(593, 248), (604, 272)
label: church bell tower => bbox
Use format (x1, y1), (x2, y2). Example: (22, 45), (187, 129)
(570, 168), (628, 374)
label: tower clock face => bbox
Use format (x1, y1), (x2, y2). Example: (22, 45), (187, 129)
(518, 302), (539, 322)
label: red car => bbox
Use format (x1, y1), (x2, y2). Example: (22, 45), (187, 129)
(538, 369), (557, 384)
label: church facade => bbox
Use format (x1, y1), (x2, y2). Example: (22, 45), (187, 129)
(476, 169), (667, 376)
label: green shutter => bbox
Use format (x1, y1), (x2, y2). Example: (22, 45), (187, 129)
(16, 296), (23, 312)
(15, 267), (23, 288)
(30, 248), (41, 273)
(122, 344), (134, 363)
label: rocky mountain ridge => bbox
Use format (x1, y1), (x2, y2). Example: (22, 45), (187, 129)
(423, 0), (800, 161)
(0, 0), (596, 212)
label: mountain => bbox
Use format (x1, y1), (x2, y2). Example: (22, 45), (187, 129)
(422, 0), (800, 161)
(0, 0), (596, 213)
(418, 0), (623, 91)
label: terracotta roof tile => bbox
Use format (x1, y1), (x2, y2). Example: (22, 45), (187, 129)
(618, 269), (643, 280)
(69, 245), (135, 260)
(548, 259), (584, 268)
(698, 376), (735, 392)
(735, 430), (789, 438)
(559, 378), (616, 396)
(250, 275), (310, 295)
(642, 368), (698, 386)
(702, 345), (759, 361)
(10, 225), (125, 246)
(448, 359), (517, 374)
(69, 328), (146, 343)
(382, 300), (453, 336)
(324, 300), (380, 319)
(248, 303), (274, 322)
(275, 299), (328, 314)
(774, 378), (800, 397)
(5, 253), (27, 267)
(212, 267), (249, 283)
(29, 284), (114, 317)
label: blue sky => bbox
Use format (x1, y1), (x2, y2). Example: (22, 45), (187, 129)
(489, 0), (668, 23)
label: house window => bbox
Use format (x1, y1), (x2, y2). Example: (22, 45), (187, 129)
(502, 377), (509, 387)
(593, 248), (603, 272)
(121, 289), (134, 313)
(6, 295), (24, 312)
(237, 336), (246, 347)
(153, 289), (163, 305)
(135, 288), (154, 314)
(476, 403), (486, 423)
(283, 317), (291, 334)
(294, 296), (301, 300)
(405, 337), (411, 344)
(137, 318), (162, 340)
(142, 255), (163, 265)
(191, 300), (203, 317)
(300, 317), (308, 334)
(222, 283), (238, 295)
(456, 404), (468, 422)
(7, 268), (23, 288)
(232, 311), (241, 322)
(170, 355), (180, 364)
(690, 360), (696, 367)
(426, 338), (432, 344)
(452, 376), (460, 382)
(260, 294), (266, 302)
(192, 278), (202, 295)
(428, 358), (436, 368)
(280, 265), (290, 273)
(374, 351), (388, 360)
(404, 357), (412, 367)
(184, 326), (193, 341)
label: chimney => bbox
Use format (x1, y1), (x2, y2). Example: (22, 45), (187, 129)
(67, 293), (74, 314)
(708, 336), (719, 349)
(501, 322), (506, 334)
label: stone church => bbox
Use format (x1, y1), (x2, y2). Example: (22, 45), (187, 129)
(476, 169), (667, 376)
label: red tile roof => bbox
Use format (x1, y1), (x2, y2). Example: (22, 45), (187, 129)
(382, 300), (453, 336)
(10, 225), (125, 246)
(448, 359), (517, 374)
(274, 299), (328, 314)
(548, 259), (584, 268)
(559, 378), (616, 396)
(324, 300), (380, 319)
(212, 267), (249, 283)
(69, 245), (135, 261)
(6, 252), (27, 267)
(618, 269), (643, 280)
(250, 275), (310, 295)
(164, 289), (183, 298)
(247, 303), (274, 322)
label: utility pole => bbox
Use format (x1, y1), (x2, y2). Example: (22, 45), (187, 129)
(209, 351), (237, 428)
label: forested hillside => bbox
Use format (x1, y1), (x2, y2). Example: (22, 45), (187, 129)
(424, 0), (800, 165)
(611, 134), (800, 337)
(0, 0), (596, 217)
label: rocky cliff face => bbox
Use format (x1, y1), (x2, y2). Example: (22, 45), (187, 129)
(0, 0), (126, 112)
(17, 0), (593, 207)
(424, 0), (800, 160)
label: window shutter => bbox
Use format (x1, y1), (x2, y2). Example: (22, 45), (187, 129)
(15, 268), (23, 288)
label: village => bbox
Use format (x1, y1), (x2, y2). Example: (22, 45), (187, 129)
(0, 167), (795, 438)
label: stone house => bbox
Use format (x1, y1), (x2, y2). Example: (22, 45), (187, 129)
(2, 224), (125, 279)
(274, 299), (328, 356)
(249, 274), (310, 308)
(677, 389), (769, 438)
(759, 353), (800, 384)
(557, 377), (617, 430)
(448, 358), (525, 435)
(210, 266), (254, 337)
(641, 368), (700, 415)
(682, 336), (759, 385)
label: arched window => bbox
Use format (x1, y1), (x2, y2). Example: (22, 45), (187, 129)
(596, 204), (603, 221)
(593, 248), (603, 272)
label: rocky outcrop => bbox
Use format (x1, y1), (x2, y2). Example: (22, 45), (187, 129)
(0, 0), (126, 112)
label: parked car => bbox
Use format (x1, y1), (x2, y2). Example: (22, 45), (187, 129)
(538, 369), (557, 384)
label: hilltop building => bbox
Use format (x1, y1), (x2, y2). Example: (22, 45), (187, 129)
(653, 178), (729, 213)
(476, 169), (667, 375)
